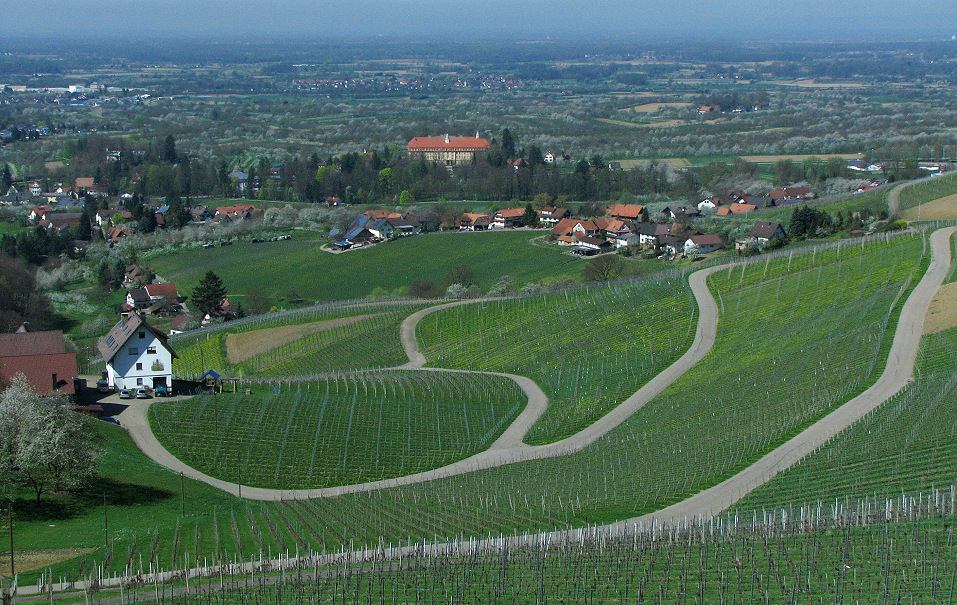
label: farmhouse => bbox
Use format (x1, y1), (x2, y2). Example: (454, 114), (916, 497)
(684, 233), (725, 254)
(537, 207), (571, 226)
(214, 204), (257, 222)
(600, 219), (636, 248)
(492, 208), (526, 229)
(769, 186), (812, 203)
(551, 218), (599, 239)
(605, 203), (647, 222)
(570, 236), (613, 256)
(0, 327), (78, 396)
(97, 313), (177, 390)
(126, 282), (184, 313)
(407, 134), (491, 167)
(458, 213), (491, 230)
(750, 221), (786, 243)
(716, 202), (759, 216)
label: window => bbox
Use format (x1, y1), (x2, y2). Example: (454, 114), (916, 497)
(139, 331), (146, 339)
(147, 347), (156, 354)
(136, 378), (143, 386)
(136, 363), (143, 371)
(128, 347), (138, 355)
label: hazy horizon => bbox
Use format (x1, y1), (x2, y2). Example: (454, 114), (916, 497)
(6, 0), (955, 43)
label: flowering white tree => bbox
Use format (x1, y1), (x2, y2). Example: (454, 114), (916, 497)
(0, 374), (102, 504)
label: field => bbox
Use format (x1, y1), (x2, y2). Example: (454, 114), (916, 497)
(149, 231), (581, 305)
(732, 324), (957, 512)
(150, 371), (526, 489)
(897, 171), (957, 214)
(171, 301), (429, 378)
(417, 273), (697, 444)
(902, 192), (957, 221)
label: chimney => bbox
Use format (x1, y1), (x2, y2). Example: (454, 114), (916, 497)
(444, 134), (450, 144)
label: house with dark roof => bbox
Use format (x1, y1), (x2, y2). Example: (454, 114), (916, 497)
(750, 221), (786, 243)
(684, 233), (725, 254)
(126, 283), (184, 314)
(97, 313), (177, 390)
(537, 207), (571, 226)
(570, 236), (613, 256)
(0, 329), (78, 396)
(769, 186), (812, 203)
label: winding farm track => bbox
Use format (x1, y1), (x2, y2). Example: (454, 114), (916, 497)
(120, 263), (721, 499)
(20, 226), (956, 599)
(122, 226), (954, 509)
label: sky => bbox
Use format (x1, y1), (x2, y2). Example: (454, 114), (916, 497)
(6, 0), (955, 41)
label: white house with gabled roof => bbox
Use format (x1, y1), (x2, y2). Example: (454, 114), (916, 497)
(97, 313), (177, 390)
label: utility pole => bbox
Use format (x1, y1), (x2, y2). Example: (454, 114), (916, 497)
(180, 473), (185, 517)
(102, 494), (108, 550)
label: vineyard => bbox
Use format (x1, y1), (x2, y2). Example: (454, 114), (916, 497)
(171, 301), (429, 379)
(733, 324), (957, 511)
(28, 492), (957, 605)
(416, 272), (697, 443)
(897, 170), (957, 213)
(149, 371), (526, 489)
(6, 231), (939, 589)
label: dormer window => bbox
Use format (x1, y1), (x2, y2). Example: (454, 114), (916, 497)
(139, 331), (146, 339)
(129, 347), (138, 355)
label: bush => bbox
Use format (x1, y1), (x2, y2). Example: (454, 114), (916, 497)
(409, 278), (444, 299)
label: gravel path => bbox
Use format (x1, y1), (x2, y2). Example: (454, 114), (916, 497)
(119, 266), (723, 500)
(119, 227), (952, 507)
(619, 225), (956, 528)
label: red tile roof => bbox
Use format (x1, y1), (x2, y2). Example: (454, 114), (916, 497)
(407, 135), (491, 152)
(0, 330), (77, 395)
(0, 353), (78, 395)
(606, 204), (645, 220)
(144, 283), (180, 300)
(0, 330), (69, 357)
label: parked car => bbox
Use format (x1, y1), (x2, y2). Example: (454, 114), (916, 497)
(135, 387), (151, 399)
(96, 380), (111, 393)
(118, 388), (133, 399)
(155, 385), (172, 397)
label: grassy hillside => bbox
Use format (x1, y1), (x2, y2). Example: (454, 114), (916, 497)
(149, 230), (581, 304)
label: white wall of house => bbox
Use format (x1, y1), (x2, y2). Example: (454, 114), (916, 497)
(106, 329), (173, 389)
(684, 238), (721, 254)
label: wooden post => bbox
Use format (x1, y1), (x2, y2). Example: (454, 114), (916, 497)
(7, 504), (13, 580)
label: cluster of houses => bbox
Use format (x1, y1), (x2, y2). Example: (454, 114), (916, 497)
(695, 187), (812, 215)
(334, 208), (441, 249)
(452, 201), (787, 259)
(18, 197), (261, 243)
